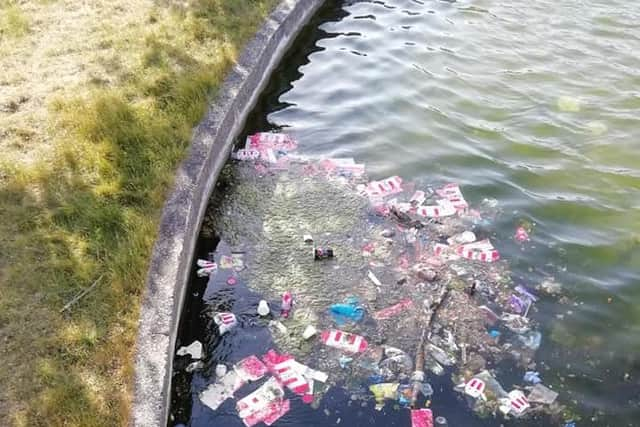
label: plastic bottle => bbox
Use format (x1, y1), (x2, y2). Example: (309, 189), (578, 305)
(281, 291), (293, 318)
(257, 300), (270, 316)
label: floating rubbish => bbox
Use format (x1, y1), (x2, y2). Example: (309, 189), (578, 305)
(245, 132), (298, 155)
(339, 355), (353, 369)
(464, 378), (486, 399)
(420, 382), (434, 397)
(302, 325), (318, 340)
(518, 330), (542, 350)
(411, 408), (434, 427)
(373, 299), (413, 320)
(236, 377), (290, 427)
(213, 312), (237, 335)
(234, 355), (268, 382)
(186, 361), (204, 373)
(508, 389), (530, 415)
(509, 294), (527, 314)
(232, 148), (261, 161)
(321, 330), (368, 353)
(397, 384), (413, 406)
(425, 358), (444, 376)
(313, 246), (335, 260)
(379, 346), (413, 377)
(515, 226), (529, 242)
(369, 383), (399, 410)
(523, 371), (542, 384)
(426, 343), (455, 366)
(196, 259), (217, 277)
(415, 200), (457, 218)
(367, 270), (383, 287)
(447, 231), (476, 246)
(200, 370), (243, 411)
(455, 239), (500, 262)
(410, 190), (426, 206)
(527, 383), (558, 405)
(215, 364), (227, 377)
(198, 140), (573, 423)
(281, 291), (293, 318)
(319, 157), (366, 177)
(232, 254), (245, 271)
(502, 313), (530, 334)
(539, 278), (563, 295)
(177, 340), (203, 360)
(329, 297), (365, 324)
(436, 183), (469, 211)
(258, 300), (270, 317)
(434, 415), (448, 427)
(263, 350), (327, 403)
(219, 255), (234, 269)
(360, 176), (404, 201)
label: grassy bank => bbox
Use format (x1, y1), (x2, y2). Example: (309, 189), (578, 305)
(0, 0), (277, 425)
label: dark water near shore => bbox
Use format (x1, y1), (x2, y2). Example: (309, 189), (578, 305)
(170, 1), (640, 426)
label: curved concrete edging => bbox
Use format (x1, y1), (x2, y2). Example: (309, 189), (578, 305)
(132, 1), (325, 425)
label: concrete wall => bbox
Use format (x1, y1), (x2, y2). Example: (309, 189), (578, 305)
(132, 1), (325, 425)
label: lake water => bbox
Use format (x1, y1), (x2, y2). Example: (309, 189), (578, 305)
(170, 1), (640, 426)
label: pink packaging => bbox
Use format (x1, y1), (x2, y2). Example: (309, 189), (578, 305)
(234, 355), (268, 382)
(373, 299), (414, 320)
(236, 377), (290, 427)
(281, 291), (293, 318)
(410, 409), (434, 427)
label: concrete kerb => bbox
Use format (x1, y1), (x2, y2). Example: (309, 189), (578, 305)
(131, 1), (325, 425)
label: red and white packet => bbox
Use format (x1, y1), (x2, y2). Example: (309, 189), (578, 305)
(415, 200), (457, 218)
(455, 239), (500, 262)
(320, 329), (368, 353)
(213, 312), (238, 335)
(236, 377), (290, 427)
(360, 176), (404, 201)
(508, 389), (530, 415)
(436, 183), (469, 212)
(262, 350), (328, 404)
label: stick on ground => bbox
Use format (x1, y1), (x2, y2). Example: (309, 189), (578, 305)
(60, 274), (104, 313)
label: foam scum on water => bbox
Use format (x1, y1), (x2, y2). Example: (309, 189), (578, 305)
(192, 132), (568, 425)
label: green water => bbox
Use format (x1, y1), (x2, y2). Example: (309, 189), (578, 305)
(261, 0), (640, 423)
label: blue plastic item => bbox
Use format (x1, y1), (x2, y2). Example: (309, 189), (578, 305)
(329, 297), (364, 324)
(523, 371), (542, 384)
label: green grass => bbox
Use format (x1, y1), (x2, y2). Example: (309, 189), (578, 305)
(0, 0), (278, 425)
(0, 3), (30, 38)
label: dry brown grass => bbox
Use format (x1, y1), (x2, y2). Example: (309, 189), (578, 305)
(0, 0), (278, 425)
